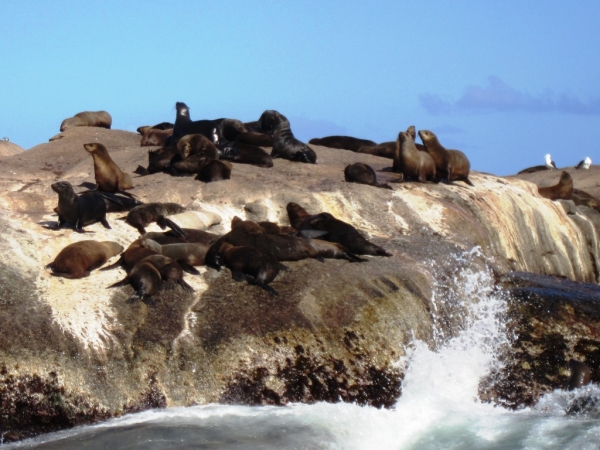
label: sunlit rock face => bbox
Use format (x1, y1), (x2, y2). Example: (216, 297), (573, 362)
(1, 127), (600, 441)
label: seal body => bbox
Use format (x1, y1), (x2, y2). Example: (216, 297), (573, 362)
(196, 160), (232, 182)
(135, 147), (179, 175)
(567, 359), (592, 390)
(344, 163), (392, 189)
(141, 128), (173, 147)
(140, 239), (208, 273)
(418, 130), (473, 186)
(50, 181), (110, 231)
(220, 142), (273, 168)
(393, 131), (436, 182)
(218, 119), (249, 143)
(176, 134), (219, 160)
(123, 203), (186, 235)
(171, 102), (219, 148)
(272, 118), (317, 163)
(47, 240), (123, 279)
(537, 171), (573, 200)
(60, 111), (112, 132)
(287, 202), (392, 257)
(83, 143), (133, 192)
(143, 229), (221, 246)
(309, 136), (376, 152)
(358, 142), (395, 159)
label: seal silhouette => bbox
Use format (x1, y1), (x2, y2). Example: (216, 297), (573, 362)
(271, 114), (317, 164)
(171, 102), (219, 148)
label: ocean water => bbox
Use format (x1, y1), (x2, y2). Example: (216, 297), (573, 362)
(4, 252), (600, 449)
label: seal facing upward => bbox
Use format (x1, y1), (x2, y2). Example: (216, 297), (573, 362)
(537, 171), (573, 200)
(418, 130), (473, 186)
(83, 143), (134, 193)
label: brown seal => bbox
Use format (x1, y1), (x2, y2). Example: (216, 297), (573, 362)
(108, 254), (193, 304)
(141, 128), (173, 147)
(100, 238), (159, 273)
(176, 134), (219, 160)
(418, 130), (474, 186)
(309, 136), (377, 152)
(121, 203), (186, 236)
(47, 181), (111, 232)
(218, 119), (249, 142)
(220, 142), (273, 168)
(271, 113), (317, 163)
(393, 131), (436, 182)
(405, 126), (426, 152)
(287, 202), (392, 257)
(257, 221), (297, 235)
(60, 111), (112, 132)
(137, 122), (173, 134)
(344, 163), (392, 189)
(139, 238), (208, 274)
(196, 160), (232, 182)
(537, 171), (573, 200)
(83, 143), (134, 192)
(567, 359), (592, 390)
(358, 142), (395, 158)
(210, 242), (288, 296)
(142, 229), (221, 246)
(135, 147), (179, 176)
(171, 102), (219, 148)
(46, 240), (124, 279)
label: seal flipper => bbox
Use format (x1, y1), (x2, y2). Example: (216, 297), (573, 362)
(230, 269), (246, 282)
(464, 177), (474, 187)
(178, 261), (200, 275)
(376, 183), (393, 190)
(100, 256), (123, 271)
(100, 218), (111, 229)
(258, 282), (279, 296)
(177, 279), (195, 292)
(108, 277), (130, 288)
(161, 218), (186, 238)
(134, 166), (150, 176)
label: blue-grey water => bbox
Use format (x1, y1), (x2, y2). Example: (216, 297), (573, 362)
(4, 253), (600, 449)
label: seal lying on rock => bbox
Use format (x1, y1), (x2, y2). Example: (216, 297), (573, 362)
(196, 160), (232, 182)
(220, 142), (273, 168)
(46, 240), (123, 279)
(271, 114), (317, 164)
(309, 136), (376, 152)
(210, 242), (288, 296)
(46, 181), (111, 232)
(418, 130), (473, 186)
(287, 202), (392, 257)
(83, 143), (134, 193)
(142, 229), (221, 246)
(140, 128), (173, 147)
(135, 147), (179, 176)
(139, 238), (208, 275)
(121, 203), (187, 236)
(344, 163), (392, 189)
(60, 111), (112, 132)
(537, 171), (573, 201)
(358, 142), (395, 159)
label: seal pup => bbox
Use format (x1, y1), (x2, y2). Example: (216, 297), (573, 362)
(220, 141), (273, 168)
(46, 240), (123, 279)
(344, 163), (392, 189)
(272, 118), (317, 163)
(121, 203), (187, 236)
(83, 143), (134, 193)
(393, 131), (436, 183)
(358, 142), (395, 159)
(171, 102), (219, 147)
(537, 171), (573, 200)
(60, 111), (112, 132)
(567, 359), (592, 390)
(575, 157), (592, 170)
(210, 242), (287, 296)
(418, 130), (474, 186)
(47, 181), (111, 231)
(287, 202), (392, 257)
(196, 160), (232, 182)
(545, 154), (557, 170)
(309, 136), (376, 152)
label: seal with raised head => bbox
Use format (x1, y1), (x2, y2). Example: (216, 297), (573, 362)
(47, 181), (111, 231)
(196, 160), (232, 182)
(46, 240), (123, 279)
(344, 163), (392, 189)
(171, 102), (219, 148)
(287, 202), (392, 257)
(83, 143), (134, 192)
(272, 118), (317, 164)
(393, 131), (436, 183)
(537, 171), (573, 200)
(418, 130), (474, 186)
(121, 203), (186, 236)
(209, 242), (287, 296)
(220, 141), (273, 168)
(309, 136), (377, 152)
(60, 111), (112, 132)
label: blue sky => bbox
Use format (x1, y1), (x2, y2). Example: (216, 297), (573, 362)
(1, 1), (599, 175)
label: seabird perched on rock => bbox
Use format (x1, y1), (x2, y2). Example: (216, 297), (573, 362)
(575, 157), (592, 170)
(545, 154), (557, 170)
(2, 137), (8, 142)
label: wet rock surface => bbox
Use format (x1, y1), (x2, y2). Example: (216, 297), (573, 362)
(2, 127), (600, 441)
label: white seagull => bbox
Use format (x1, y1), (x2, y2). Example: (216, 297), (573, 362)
(545, 154), (557, 170)
(575, 157), (592, 170)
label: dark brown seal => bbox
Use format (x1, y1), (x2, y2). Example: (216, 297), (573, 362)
(218, 119), (249, 142)
(287, 202), (392, 257)
(236, 131), (274, 147)
(46, 240), (123, 279)
(358, 142), (395, 159)
(309, 136), (377, 152)
(418, 130), (473, 186)
(537, 171), (573, 200)
(567, 359), (592, 390)
(135, 147), (179, 176)
(60, 111), (112, 132)
(83, 143), (134, 192)
(210, 242), (288, 296)
(100, 238), (159, 273)
(344, 163), (392, 189)
(220, 142), (273, 168)
(176, 134), (219, 160)
(405, 126), (427, 152)
(140, 238), (208, 274)
(137, 122), (174, 134)
(271, 114), (317, 163)
(171, 102), (219, 147)
(393, 131), (436, 182)
(196, 160), (232, 182)
(142, 229), (221, 246)
(141, 128), (173, 147)
(122, 203), (186, 236)
(48, 181), (110, 232)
